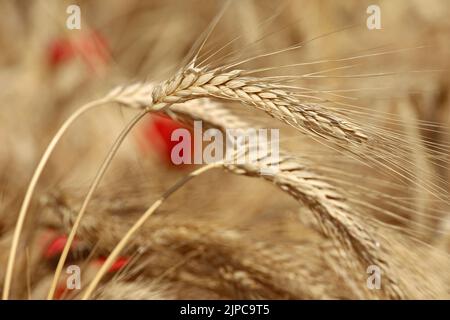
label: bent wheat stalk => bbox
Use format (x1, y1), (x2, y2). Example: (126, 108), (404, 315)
(2, 99), (107, 299)
(3, 82), (153, 299)
(46, 110), (148, 299)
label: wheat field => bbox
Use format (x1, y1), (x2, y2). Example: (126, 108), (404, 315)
(0, 0), (449, 300)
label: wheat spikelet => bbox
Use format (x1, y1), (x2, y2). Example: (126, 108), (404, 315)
(2, 82), (154, 299)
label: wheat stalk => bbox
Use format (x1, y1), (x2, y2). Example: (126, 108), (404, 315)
(2, 82), (155, 299)
(2, 0), (448, 301)
(2, 99), (106, 299)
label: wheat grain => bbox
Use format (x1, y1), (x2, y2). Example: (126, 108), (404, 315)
(2, 81), (157, 299)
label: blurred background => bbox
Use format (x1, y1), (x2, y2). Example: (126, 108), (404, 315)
(0, 0), (449, 299)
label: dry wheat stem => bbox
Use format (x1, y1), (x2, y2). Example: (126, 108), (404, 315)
(3, 79), (155, 299)
(47, 110), (148, 299)
(82, 162), (222, 299)
(2, 99), (108, 300)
